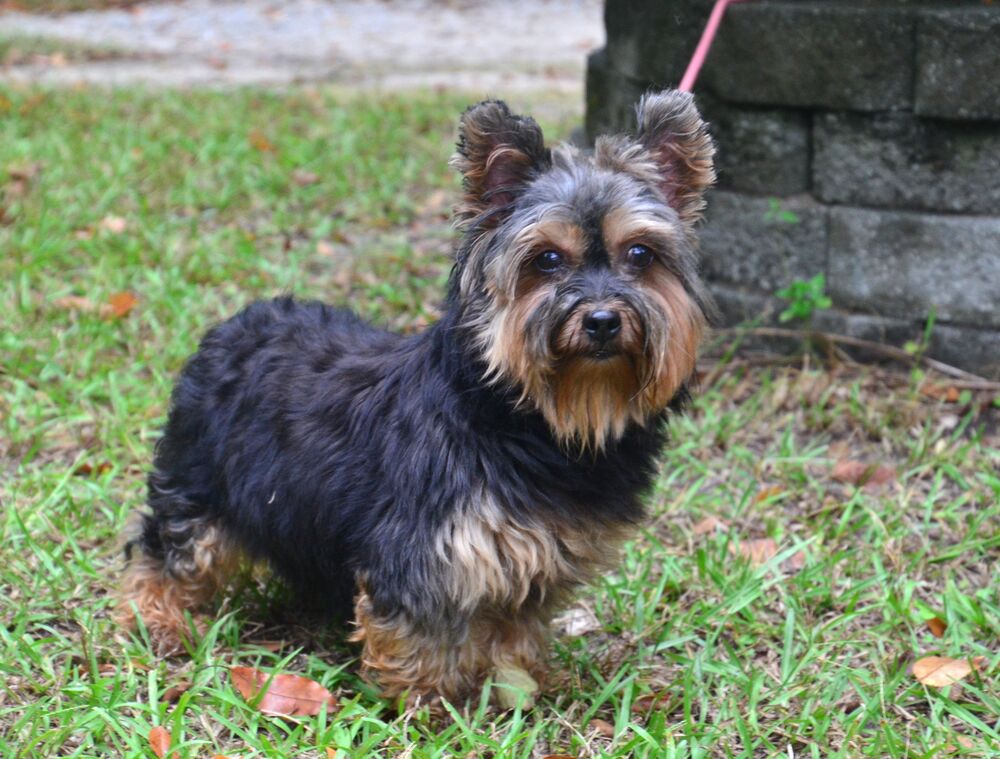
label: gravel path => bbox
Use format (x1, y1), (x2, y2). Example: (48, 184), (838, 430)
(1, 0), (603, 96)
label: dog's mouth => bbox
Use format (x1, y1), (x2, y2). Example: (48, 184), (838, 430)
(587, 348), (620, 361)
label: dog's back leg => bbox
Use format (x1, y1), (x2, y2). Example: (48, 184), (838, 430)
(117, 484), (238, 654)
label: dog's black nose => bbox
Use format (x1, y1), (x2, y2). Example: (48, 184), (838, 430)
(583, 310), (622, 342)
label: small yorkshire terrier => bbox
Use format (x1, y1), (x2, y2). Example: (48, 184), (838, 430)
(119, 89), (714, 708)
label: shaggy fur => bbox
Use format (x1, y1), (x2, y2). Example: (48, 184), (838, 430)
(118, 90), (715, 708)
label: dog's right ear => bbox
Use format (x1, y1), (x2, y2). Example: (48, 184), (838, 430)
(451, 100), (549, 227)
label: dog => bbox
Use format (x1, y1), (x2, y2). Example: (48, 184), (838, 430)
(118, 89), (714, 709)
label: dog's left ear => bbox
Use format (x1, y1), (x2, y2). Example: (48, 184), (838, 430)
(635, 90), (716, 226)
(451, 100), (549, 226)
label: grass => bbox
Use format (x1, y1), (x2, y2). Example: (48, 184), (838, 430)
(1, 0), (146, 14)
(0, 34), (128, 66)
(1, 85), (998, 757)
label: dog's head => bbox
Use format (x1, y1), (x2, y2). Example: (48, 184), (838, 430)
(450, 90), (714, 450)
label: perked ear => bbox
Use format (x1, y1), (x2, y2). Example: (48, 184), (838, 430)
(451, 100), (549, 227)
(634, 90), (716, 226)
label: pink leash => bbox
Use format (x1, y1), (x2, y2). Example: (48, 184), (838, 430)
(678, 0), (751, 93)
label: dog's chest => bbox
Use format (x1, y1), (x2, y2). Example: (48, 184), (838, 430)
(434, 492), (629, 611)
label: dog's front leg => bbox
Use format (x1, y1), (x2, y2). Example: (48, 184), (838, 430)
(350, 588), (485, 711)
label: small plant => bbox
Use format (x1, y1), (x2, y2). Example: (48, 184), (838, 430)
(776, 273), (831, 323)
(764, 197), (800, 224)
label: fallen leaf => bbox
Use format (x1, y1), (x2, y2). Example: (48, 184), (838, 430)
(493, 663), (538, 709)
(729, 537), (778, 565)
(692, 515), (729, 535)
(103, 291), (138, 319)
(248, 639), (288, 653)
(783, 550), (807, 572)
(162, 682), (191, 704)
(230, 666), (337, 716)
(921, 383), (961, 403)
(249, 129), (275, 153)
(589, 718), (615, 738)
(147, 726), (172, 759)
(556, 606), (600, 637)
(926, 617), (947, 638)
(54, 295), (97, 313)
(99, 215), (127, 233)
(7, 162), (42, 182)
(74, 461), (112, 477)
(97, 662), (117, 676)
(325, 749), (339, 759)
(5, 161), (42, 197)
(753, 486), (784, 504)
(631, 691), (669, 713)
(945, 735), (975, 751)
(831, 460), (897, 490)
(912, 656), (986, 687)
(292, 169), (319, 186)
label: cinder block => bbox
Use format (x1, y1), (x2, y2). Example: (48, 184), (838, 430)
(814, 112), (1000, 214)
(602, 0), (712, 86)
(584, 48), (649, 143)
(700, 192), (829, 292)
(703, 3), (915, 111)
(828, 208), (1000, 327)
(915, 9), (1000, 120)
(700, 97), (810, 196)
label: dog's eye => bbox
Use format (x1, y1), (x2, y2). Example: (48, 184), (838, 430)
(534, 250), (564, 273)
(626, 244), (653, 269)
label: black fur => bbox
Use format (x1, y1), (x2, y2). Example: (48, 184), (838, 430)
(135, 293), (680, 626)
(124, 92), (714, 697)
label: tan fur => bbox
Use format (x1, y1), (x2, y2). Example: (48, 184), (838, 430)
(478, 213), (704, 450)
(117, 522), (238, 654)
(352, 496), (629, 706)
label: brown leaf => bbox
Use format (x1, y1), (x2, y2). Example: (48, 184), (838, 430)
(831, 460), (897, 490)
(162, 682), (191, 704)
(54, 295), (98, 313)
(103, 291), (138, 319)
(147, 726), (172, 759)
(926, 617), (947, 638)
(249, 129), (275, 153)
(99, 215), (127, 233)
(945, 735), (975, 751)
(783, 550), (807, 573)
(249, 639), (288, 653)
(729, 538), (778, 566)
(631, 691), (669, 713)
(74, 461), (112, 477)
(692, 515), (729, 535)
(230, 666), (337, 717)
(921, 383), (961, 403)
(753, 486), (784, 504)
(589, 718), (615, 738)
(912, 656), (986, 687)
(7, 162), (42, 182)
(292, 169), (320, 186)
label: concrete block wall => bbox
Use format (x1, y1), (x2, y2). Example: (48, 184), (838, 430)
(586, 0), (1000, 376)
